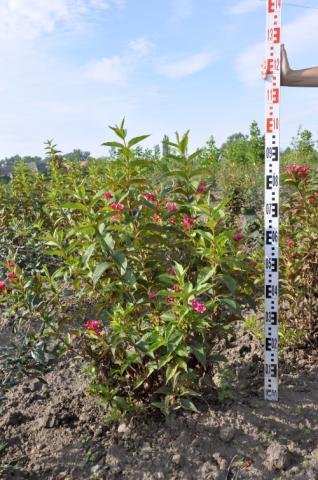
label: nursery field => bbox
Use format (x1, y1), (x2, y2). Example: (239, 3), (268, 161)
(0, 121), (318, 480)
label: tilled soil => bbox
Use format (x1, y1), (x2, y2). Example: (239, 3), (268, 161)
(1, 326), (318, 480)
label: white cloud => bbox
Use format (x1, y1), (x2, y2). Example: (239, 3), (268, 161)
(129, 37), (154, 57)
(157, 52), (216, 79)
(171, 0), (193, 20)
(84, 56), (127, 84)
(228, 0), (262, 15)
(0, 0), (125, 39)
(236, 10), (318, 86)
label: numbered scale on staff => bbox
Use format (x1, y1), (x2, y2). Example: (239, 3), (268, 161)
(264, 0), (282, 402)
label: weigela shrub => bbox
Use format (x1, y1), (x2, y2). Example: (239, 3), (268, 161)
(1, 121), (256, 419)
(280, 163), (318, 342)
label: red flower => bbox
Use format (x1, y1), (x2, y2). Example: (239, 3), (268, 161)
(169, 216), (176, 224)
(170, 285), (182, 292)
(0, 281), (6, 292)
(233, 230), (245, 242)
(144, 193), (156, 202)
(110, 202), (125, 211)
(196, 182), (207, 194)
(84, 320), (101, 336)
(182, 215), (194, 231)
(153, 214), (162, 223)
(167, 266), (176, 275)
(104, 191), (113, 200)
(6, 272), (17, 280)
(148, 291), (157, 299)
(190, 298), (206, 314)
(166, 203), (177, 212)
(286, 164), (309, 178)
(287, 239), (294, 247)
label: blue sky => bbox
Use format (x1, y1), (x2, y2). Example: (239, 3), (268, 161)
(1, 0), (318, 158)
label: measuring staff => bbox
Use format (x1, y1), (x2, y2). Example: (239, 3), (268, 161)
(263, 0), (318, 402)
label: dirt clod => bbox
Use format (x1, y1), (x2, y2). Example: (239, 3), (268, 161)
(264, 441), (292, 471)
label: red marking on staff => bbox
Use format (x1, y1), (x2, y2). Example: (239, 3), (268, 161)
(267, 59), (274, 74)
(266, 117), (279, 133)
(272, 88), (279, 104)
(273, 27), (280, 43)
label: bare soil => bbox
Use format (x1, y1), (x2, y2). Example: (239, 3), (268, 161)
(1, 320), (318, 480)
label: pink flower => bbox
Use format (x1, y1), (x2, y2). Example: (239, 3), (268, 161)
(287, 239), (294, 247)
(286, 164), (309, 178)
(190, 298), (206, 314)
(110, 202), (125, 211)
(144, 193), (157, 202)
(104, 191), (113, 200)
(6, 272), (17, 280)
(166, 203), (177, 212)
(148, 291), (157, 299)
(182, 215), (194, 231)
(167, 295), (176, 305)
(153, 214), (162, 223)
(0, 281), (6, 292)
(111, 214), (122, 220)
(167, 266), (176, 275)
(233, 230), (245, 242)
(84, 320), (101, 336)
(196, 182), (207, 194)
(170, 285), (182, 292)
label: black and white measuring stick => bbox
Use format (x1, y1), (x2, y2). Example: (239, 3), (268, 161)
(264, 0), (282, 402)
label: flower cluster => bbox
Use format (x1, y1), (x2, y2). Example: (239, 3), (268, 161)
(148, 291), (157, 299)
(6, 272), (18, 280)
(84, 320), (102, 336)
(104, 191), (113, 200)
(233, 230), (245, 242)
(144, 193), (156, 202)
(196, 182), (207, 194)
(190, 298), (206, 314)
(286, 164), (309, 178)
(166, 203), (177, 212)
(182, 215), (194, 231)
(110, 202), (125, 211)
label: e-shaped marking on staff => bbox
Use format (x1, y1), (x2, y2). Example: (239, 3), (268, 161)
(261, 44), (318, 87)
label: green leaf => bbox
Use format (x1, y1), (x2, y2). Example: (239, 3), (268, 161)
(45, 249), (65, 257)
(220, 297), (241, 315)
(158, 354), (173, 369)
(62, 202), (86, 210)
(109, 125), (127, 139)
(93, 262), (110, 287)
(102, 141), (123, 149)
(197, 267), (213, 285)
(179, 399), (199, 412)
(83, 243), (95, 266)
(128, 135), (150, 148)
(103, 233), (115, 250)
(221, 274), (237, 294)
(190, 341), (206, 368)
(166, 363), (179, 384)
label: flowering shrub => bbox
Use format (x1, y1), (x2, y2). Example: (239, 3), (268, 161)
(280, 163), (318, 342)
(1, 121), (256, 419)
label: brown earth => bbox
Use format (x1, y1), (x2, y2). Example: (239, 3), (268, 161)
(1, 320), (318, 480)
